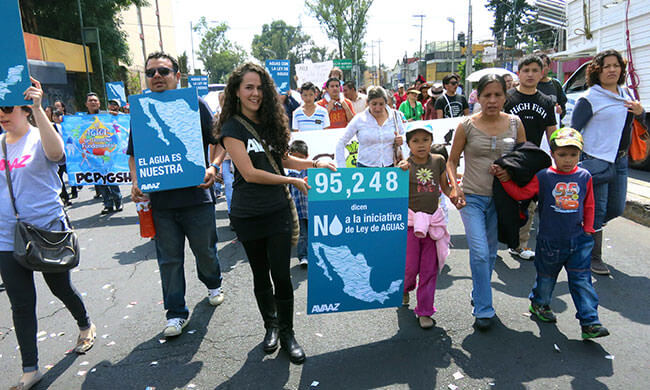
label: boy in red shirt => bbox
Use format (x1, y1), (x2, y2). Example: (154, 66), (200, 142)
(492, 128), (609, 339)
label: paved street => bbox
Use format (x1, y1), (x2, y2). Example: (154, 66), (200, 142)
(1, 188), (649, 390)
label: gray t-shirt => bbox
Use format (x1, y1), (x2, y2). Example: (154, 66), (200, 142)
(0, 127), (66, 251)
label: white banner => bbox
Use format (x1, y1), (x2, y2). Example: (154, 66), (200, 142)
(295, 60), (334, 89)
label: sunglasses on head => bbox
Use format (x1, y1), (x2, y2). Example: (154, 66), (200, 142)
(1, 106), (15, 114)
(145, 67), (174, 78)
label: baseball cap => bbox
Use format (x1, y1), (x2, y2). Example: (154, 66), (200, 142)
(398, 83), (404, 88)
(549, 127), (583, 150)
(406, 122), (433, 135)
(108, 99), (121, 106)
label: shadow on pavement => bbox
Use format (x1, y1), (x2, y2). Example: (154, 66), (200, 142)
(435, 264), (472, 291)
(72, 214), (140, 229)
(33, 352), (80, 389)
(81, 302), (217, 390)
(214, 348), (290, 390)
(454, 316), (613, 389)
(294, 307), (454, 389)
(593, 264), (650, 325)
(112, 240), (157, 265)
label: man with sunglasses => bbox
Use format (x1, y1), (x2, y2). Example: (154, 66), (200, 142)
(127, 52), (224, 338)
(85, 92), (124, 214)
(435, 74), (470, 119)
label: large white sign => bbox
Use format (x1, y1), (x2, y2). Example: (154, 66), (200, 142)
(295, 60), (334, 89)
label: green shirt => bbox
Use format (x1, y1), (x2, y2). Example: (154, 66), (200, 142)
(399, 100), (424, 121)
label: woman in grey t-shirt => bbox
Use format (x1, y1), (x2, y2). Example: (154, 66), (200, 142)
(1, 78), (95, 389)
(447, 74), (526, 331)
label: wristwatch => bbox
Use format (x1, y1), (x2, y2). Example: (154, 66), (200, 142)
(209, 163), (220, 173)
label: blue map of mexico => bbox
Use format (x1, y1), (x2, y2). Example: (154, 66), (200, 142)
(129, 88), (207, 192)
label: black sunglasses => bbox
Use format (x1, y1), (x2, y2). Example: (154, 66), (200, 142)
(145, 67), (174, 78)
(1, 107), (15, 114)
(449, 81), (458, 86)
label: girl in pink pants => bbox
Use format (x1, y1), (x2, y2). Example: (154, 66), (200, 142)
(398, 125), (453, 329)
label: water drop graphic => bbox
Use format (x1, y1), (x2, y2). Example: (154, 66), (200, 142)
(329, 215), (343, 236)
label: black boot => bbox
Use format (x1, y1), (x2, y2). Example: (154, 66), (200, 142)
(590, 231), (610, 275)
(276, 297), (305, 364)
(254, 288), (278, 353)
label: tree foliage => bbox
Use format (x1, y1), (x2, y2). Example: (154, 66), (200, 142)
(456, 54), (488, 84)
(306, 0), (373, 62)
(193, 17), (247, 83)
(19, 0), (146, 107)
(486, 0), (534, 47)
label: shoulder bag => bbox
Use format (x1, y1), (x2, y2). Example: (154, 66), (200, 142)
(2, 135), (79, 272)
(233, 116), (300, 246)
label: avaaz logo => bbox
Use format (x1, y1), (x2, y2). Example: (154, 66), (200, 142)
(141, 183), (160, 190)
(311, 303), (341, 313)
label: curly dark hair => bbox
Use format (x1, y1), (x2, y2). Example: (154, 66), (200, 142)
(216, 62), (289, 156)
(586, 49), (627, 87)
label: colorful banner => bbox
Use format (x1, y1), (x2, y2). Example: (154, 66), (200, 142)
(0, 0), (32, 107)
(129, 88), (206, 192)
(265, 59), (290, 94)
(106, 81), (127, 106)
(61, 114), (131, 185)
(307, 167), (409, 314)
(187, 75), (209, 98)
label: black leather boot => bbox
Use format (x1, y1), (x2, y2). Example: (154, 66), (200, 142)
(276, 297), (306, 364)
(254, 288), (278, 353)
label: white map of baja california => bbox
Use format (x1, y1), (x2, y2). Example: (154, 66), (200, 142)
(136, 97), (205, 167)
(0, 65), (24, 99)
(311, 242), (402, 304)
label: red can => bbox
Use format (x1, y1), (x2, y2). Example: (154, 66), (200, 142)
(136, 199), (156, 238)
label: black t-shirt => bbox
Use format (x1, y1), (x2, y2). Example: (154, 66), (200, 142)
(127, 96), (217, 210)
(537, 78), (567, 118)
(219, 116), (288, 218)
(434, 94), (469, 118)
(504, 89), (557, 147)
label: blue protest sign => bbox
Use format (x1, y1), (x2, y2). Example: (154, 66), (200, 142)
(0, 0), (32, 107)
(187, 75), (209, 98)
(307, 167), (409, 314)
(61, 114), (131, 185)
(265, 60), (290, 94)
(106, 81), (127, 106)
(129, 87), (206, 192)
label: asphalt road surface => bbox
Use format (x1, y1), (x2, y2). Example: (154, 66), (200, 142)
(1, 188), (648, 390)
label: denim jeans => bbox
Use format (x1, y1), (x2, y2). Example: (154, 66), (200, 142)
(0, 252), (90, 372)
(222, 159), (234, 213)
(581, 155), (628, 230)
(97, 185), (122, 208)
(459, 194), (498, 318)
(297, 218), (308, 260)
(531, 233), (600, 326)
(152, 203), (223, 320)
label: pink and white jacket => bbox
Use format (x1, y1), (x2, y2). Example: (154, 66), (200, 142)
(408, 208), (450, 271)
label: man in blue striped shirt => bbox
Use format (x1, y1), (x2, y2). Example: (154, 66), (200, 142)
(292, 82), (330, 131)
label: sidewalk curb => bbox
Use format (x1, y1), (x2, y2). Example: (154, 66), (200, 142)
(624, 194), (650, 227)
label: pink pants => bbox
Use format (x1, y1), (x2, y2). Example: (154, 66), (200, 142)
(404, 227), (439, 317)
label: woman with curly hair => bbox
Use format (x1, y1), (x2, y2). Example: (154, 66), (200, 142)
(571, 49), (646, 275)
(216, 63), (335, 364)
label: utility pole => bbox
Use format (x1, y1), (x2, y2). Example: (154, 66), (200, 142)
(376, 39), (383, 86)
(447, 17), (456, 74)
(76, 0), (91, 93)
(465, 0), (473, 94)
(190, 21), (195, 74)
(369, 41), (376, 85)
(412, 14), (425, 60)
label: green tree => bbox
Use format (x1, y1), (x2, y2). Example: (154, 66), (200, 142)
(19, 0), (147, 108)
(193, 17), (247, 83)
(486, 0), (534, 47)
(456, 54), (487, 84)
(306, 0), (373, 62)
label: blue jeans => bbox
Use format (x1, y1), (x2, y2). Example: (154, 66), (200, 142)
(582, 155), (628, 230)
(97, 185), (122, 208)
(152, 203), (223, 320)
(459, 194), (498, 318)
(297, 218), (308, 260)
(531, 233), (600, 326)
(222, 159), (234, 213)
